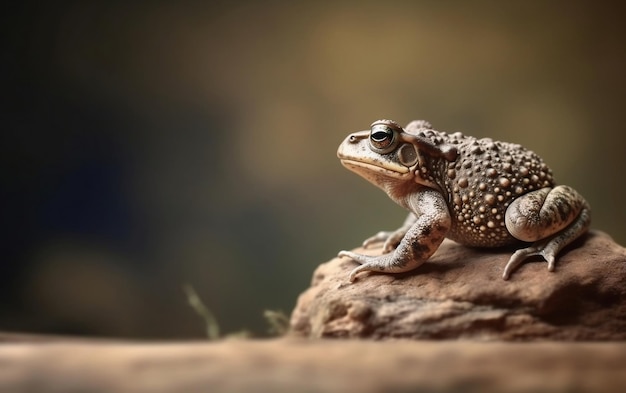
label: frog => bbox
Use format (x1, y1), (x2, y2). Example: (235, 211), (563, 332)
(337, 119), (590, 282)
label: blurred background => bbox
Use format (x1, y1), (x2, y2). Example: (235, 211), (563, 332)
(2, 1), (624, 339)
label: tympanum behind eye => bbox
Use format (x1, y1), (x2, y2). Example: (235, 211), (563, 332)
(398, 144), (418, 166)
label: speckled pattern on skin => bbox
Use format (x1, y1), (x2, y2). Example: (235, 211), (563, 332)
(407, 123), (554, 247)
(337, 119), (591, 281)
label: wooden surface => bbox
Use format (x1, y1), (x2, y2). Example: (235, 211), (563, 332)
(1, 338), (625, 392)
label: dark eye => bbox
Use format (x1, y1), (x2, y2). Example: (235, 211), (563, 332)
(369, 124), (397, 153)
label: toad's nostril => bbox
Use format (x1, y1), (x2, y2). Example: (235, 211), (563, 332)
(349, 135), (357, 143)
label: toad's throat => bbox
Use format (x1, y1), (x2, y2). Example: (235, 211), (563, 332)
(340, 158), (409, 179)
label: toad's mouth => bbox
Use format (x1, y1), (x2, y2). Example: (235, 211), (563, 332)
(339, 158), (409, 179)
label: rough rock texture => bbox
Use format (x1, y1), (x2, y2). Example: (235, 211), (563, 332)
(291, 230), (626, 340)
(2, 338), (626, 393)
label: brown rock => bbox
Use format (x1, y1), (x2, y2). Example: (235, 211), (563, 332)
(290, 230), (626, 340)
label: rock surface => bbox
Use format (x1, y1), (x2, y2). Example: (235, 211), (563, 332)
(2, 338), (626, 393)
(290, 230), (626, 340)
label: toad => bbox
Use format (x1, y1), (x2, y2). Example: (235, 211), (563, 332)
(337, 119), (590, 281)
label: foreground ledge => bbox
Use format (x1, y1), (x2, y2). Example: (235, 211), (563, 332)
(1, 338), (626, 392)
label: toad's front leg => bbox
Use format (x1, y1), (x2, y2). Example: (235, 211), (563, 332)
(339, 189), (451, 282)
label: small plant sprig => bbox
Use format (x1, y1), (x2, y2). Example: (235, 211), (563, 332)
(184, 284), (290, 339)
(183, 284), (221, 340)
(263, 309), (290, 336)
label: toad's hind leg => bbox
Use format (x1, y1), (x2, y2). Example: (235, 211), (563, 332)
(502, 186), (590, 280)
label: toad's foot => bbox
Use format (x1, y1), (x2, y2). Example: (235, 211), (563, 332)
(502, 239), (555, 280)
(338, 251), (413, 282)
(362, 230), (404, 253)
(362, 213), (417, 253)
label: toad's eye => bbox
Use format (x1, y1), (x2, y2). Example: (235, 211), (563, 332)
(369, 124), (397, 153)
